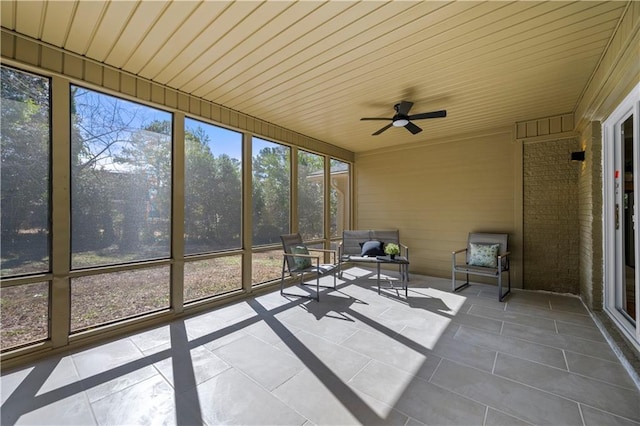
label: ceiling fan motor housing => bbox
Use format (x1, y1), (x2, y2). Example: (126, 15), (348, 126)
(392, 114), (409, 127)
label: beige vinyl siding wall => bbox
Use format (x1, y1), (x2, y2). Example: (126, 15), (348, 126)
(574, 2), (639, 310)
(355, 129), (519, 286)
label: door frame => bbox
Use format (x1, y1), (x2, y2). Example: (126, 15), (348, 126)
(603, 81), (640, 351)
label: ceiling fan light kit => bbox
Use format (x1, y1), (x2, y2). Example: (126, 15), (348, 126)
(361, 100), (447, 136)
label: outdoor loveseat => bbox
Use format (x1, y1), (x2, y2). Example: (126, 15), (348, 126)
(338, 229), (409, 280)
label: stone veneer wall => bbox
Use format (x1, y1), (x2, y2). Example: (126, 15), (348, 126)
(523, 138), (581, 293)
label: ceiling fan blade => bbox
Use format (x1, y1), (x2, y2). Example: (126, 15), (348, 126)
(405, 121), (422, 134)
(397, 101), (413, 116)
(361, 117), (392, 121)
(372, 123), (393, 135)
(408, 110), (447, 120)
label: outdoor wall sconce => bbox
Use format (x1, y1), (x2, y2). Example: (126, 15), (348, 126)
(571, 151), (586, 162)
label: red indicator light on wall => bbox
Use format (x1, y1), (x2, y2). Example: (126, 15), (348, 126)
(615, 170), (620, 179)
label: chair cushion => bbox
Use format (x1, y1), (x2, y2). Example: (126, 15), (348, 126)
(359, 240), (385, 257)
(468, 243), (499, 268)
(291, 245), (312, 269)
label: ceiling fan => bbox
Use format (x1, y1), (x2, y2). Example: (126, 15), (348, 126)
(360, 101), (446, 135)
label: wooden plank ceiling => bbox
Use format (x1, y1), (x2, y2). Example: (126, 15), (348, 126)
(1, 1), (628, 153)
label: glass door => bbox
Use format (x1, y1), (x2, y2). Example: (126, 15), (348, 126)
(604, 83), (640, 348)
(616, 114), (636, 323)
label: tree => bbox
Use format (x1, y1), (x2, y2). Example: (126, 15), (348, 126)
(184, 124), (242, 252)
(212, 154), (242, 246)
(70, 87), (172, 261)
(184, 127), (217, 250)
(252, 145), (290, 245)
(0, 67), (50, 239)
(297, 151), (324, 240)
(0, 66), (50, 274)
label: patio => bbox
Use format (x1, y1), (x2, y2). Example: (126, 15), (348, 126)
(2, 267), (639, 425)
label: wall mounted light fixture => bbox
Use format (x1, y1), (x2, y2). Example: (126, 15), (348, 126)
(571, 151), (586, 162)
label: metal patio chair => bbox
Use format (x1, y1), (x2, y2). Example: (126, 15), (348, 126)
(280, 233), (339, 301)
(452, 232), (511, 301)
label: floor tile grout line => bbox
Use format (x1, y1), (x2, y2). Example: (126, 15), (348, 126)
(348, 357), (375, 384)
(488, 406), (537, 426)
(562, 352), (640, 391)
(482, 405), (489, 426)
(504, 305), (593, 322)
(494, 346), (639, 392)
(467, 309), (563, 328)
(577, 402), (587, 426)
(458, 330), (640, 393)
(563, 345), (640, 372)
(72, 352), (166, 406)
(506, 322), (612, 345)
(269, 369), (313, 425)
(454, 323), (608, 363)
(454, 326), (639, 391)
(491, 352), (499, 374)
(84, 391), (99, 426)
(427, 357), (444, 383)
(427, 362), (553, 425)
(494, 327), (623, 363)
(561, 349), (569, 371)
(491, 362), (640, 420)
(342, 359), (429, 425)
(577, 401), (640, 425)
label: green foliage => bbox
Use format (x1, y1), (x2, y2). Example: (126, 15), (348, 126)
(0, 67), (50, 239)
(297, 151), (324, 239)
(385, 243), (400, 255)
(184, 126), (242, 251)
(1, 67), (51, 274)
(252, 145), (290, 245)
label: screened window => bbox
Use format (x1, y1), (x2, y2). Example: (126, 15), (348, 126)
(252, 249), (282, 286)
(252, 138), (290, 246)
(1, 282), (49, 350)
(330, 159), (350, 238)
(71, 265), (170, 332)
(70, 87), (172, 268)
(184, 256), (242, 303)
(1, 66), (51, 277)
(298, 150), (324, 240)
(184, 118), (242, 254)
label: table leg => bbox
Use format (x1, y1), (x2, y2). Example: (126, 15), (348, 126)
(404, 264), (408, 297)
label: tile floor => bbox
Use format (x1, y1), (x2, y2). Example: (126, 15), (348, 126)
(2, 266), (640, 425)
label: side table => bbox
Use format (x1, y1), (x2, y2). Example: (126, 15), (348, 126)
(375, 255), (410, 297)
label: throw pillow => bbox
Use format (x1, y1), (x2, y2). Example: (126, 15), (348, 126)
(291, 245), (312, 270)
(359, 240), (385, 257)
(468, 243), (499, 268)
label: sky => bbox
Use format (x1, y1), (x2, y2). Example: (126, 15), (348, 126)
(74, 86), (329, 165)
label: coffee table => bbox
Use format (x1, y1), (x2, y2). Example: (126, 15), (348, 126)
(375, 255), (410, 297)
